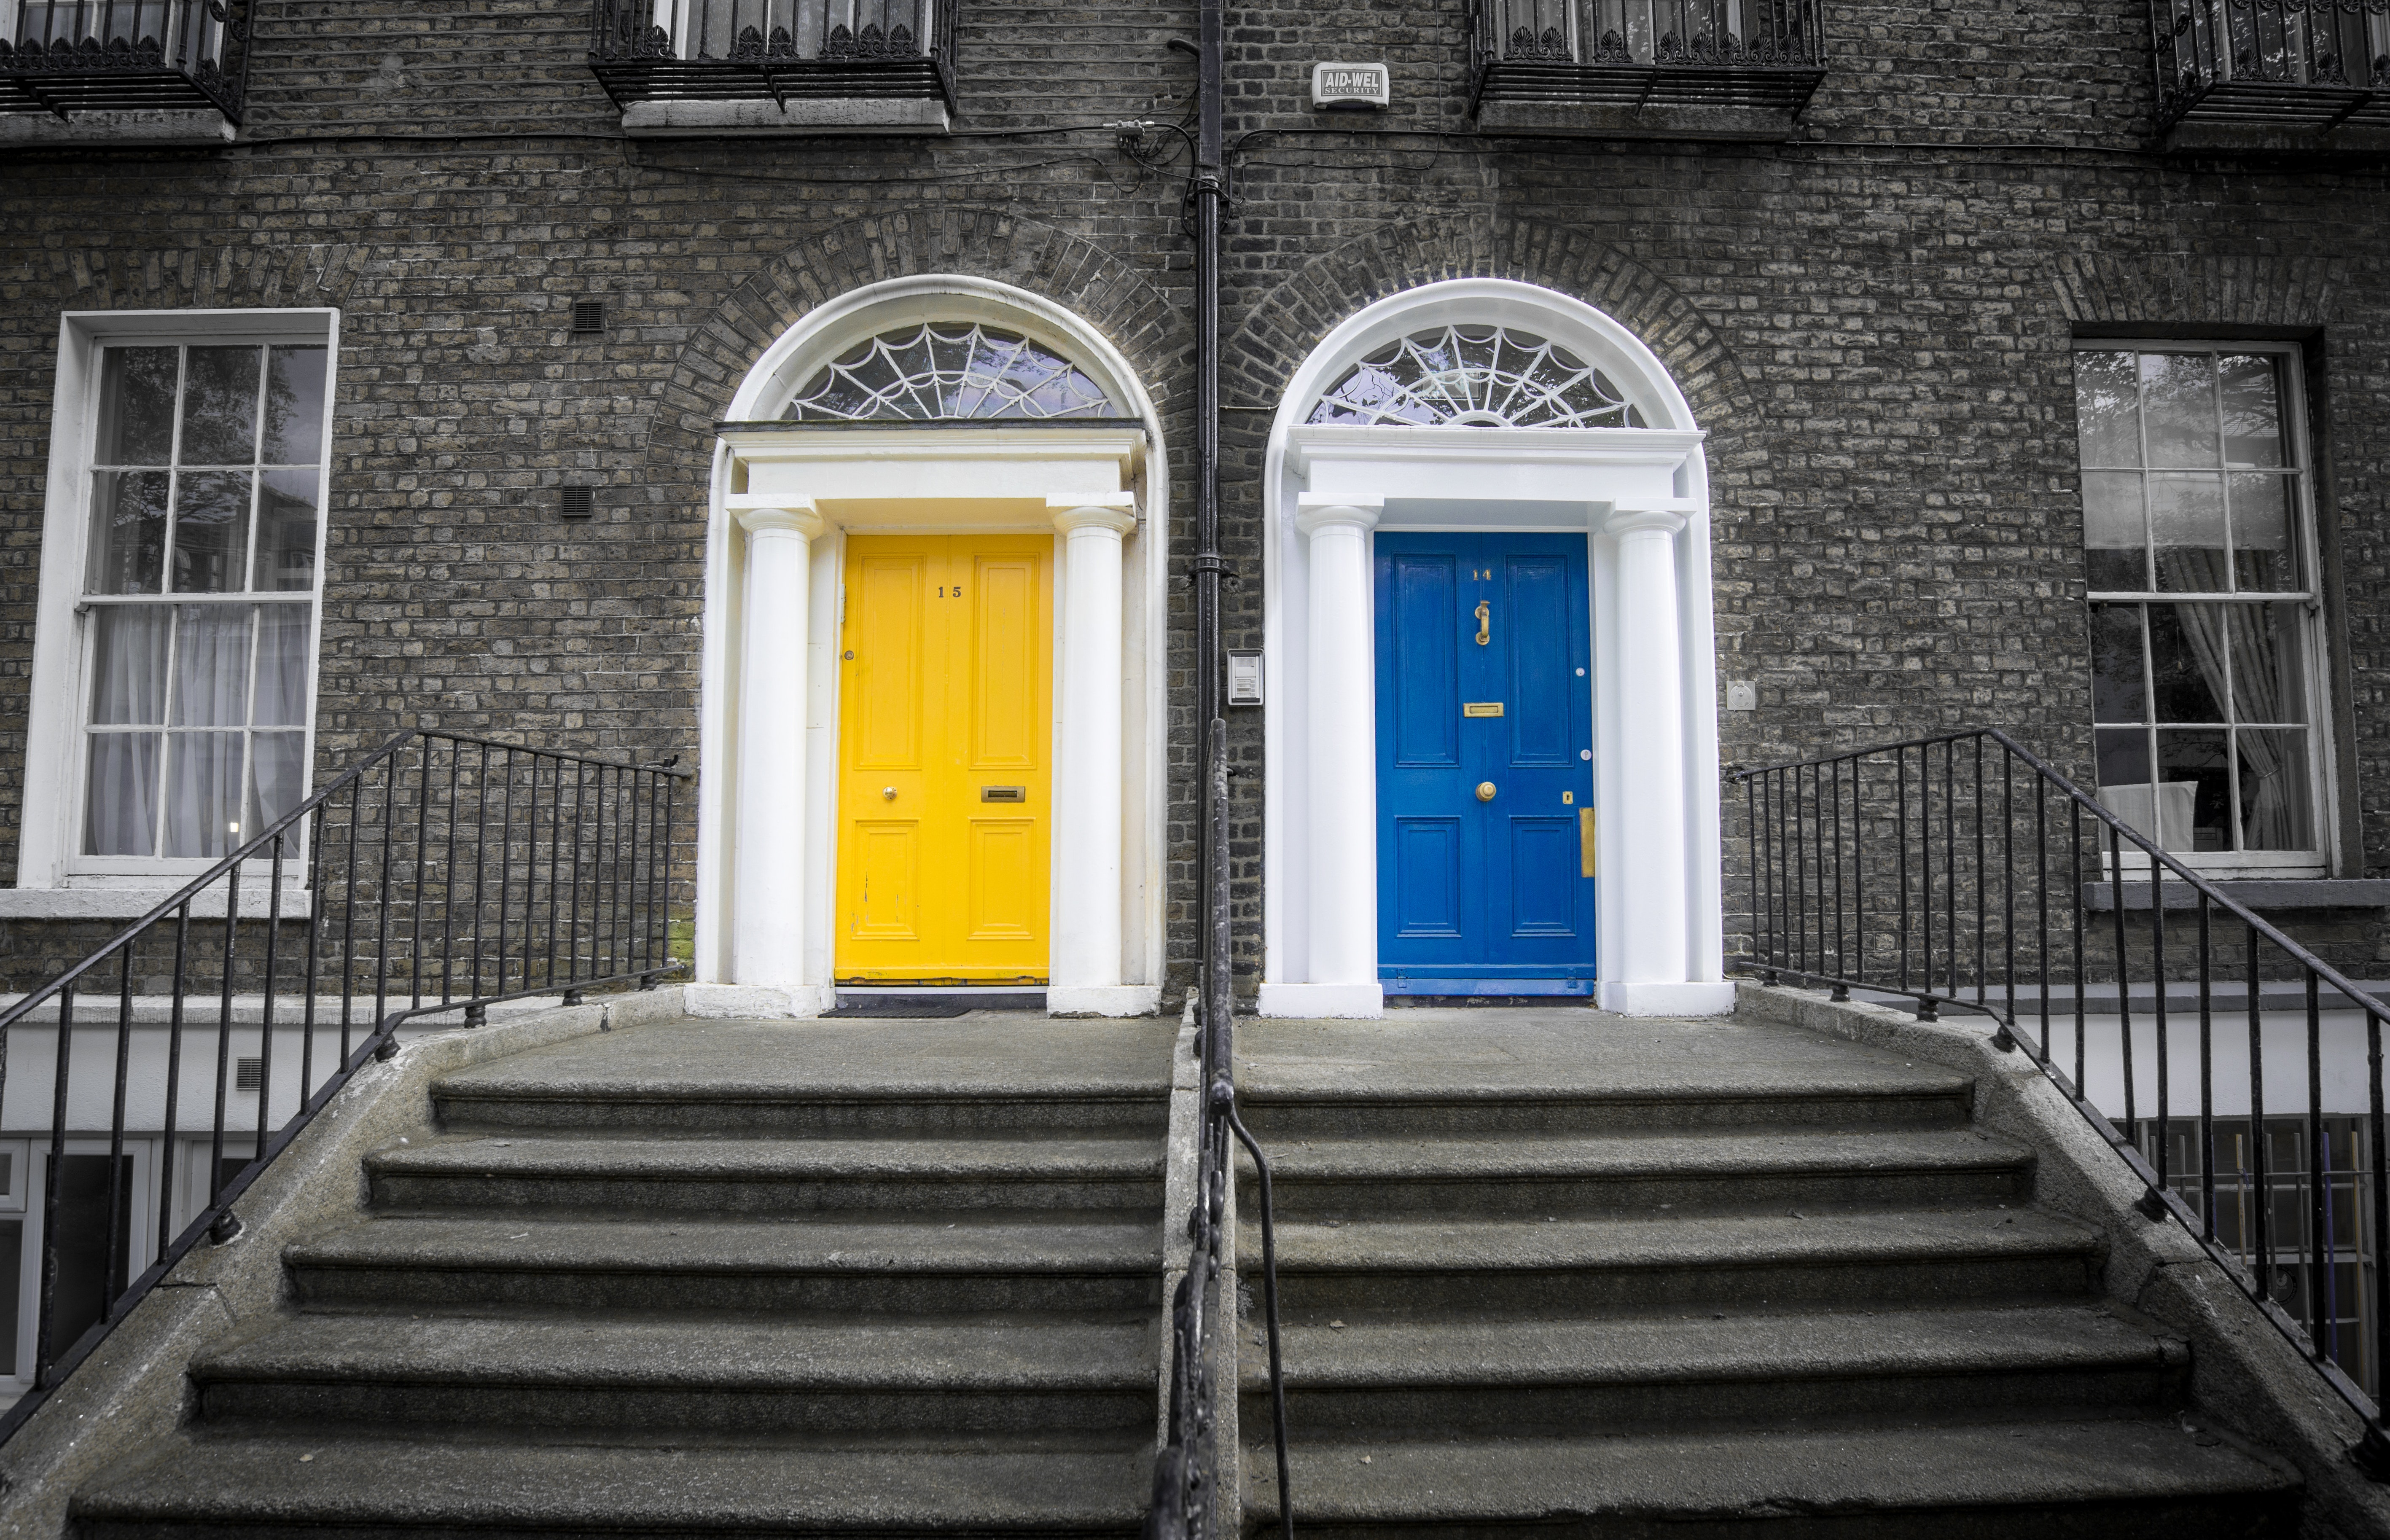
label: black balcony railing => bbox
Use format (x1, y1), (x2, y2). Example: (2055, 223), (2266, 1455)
(588, 0), (954, 113)
(0, 0), (253, 121)
(1469, 0), (1823, 116)
(0, 728), (690, 1444)
(2152, 0), (2389, 131)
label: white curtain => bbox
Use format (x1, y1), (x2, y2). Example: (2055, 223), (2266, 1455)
(83, 609), (169, 856)
(163, 606), (251, 858)
(2156, 550), (2304, 850)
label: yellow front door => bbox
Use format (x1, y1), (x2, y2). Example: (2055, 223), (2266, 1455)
(835, 534), (1053, 983)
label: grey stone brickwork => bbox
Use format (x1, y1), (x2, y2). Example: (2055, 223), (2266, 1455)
(0, 0), (2384, 1000)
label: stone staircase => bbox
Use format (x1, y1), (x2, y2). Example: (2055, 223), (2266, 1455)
(68, 1015), (1175, 1537)
(1234, 1009), (2306, 1537)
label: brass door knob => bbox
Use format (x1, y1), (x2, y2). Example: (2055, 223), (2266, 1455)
(882, 787), (898, 801)
(1476, 782), (1497, 802)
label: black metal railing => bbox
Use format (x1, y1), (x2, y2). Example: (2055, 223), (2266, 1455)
(1148, 721), (1290, 1538)
(0, 728), (689, 1442)
(1731, 726), (2390, 1472)
(0, 0), (253, 121)
(1469, 0), (1823, 114)
(2152, 0), (2389, 130)
(588, 0), (955, 112)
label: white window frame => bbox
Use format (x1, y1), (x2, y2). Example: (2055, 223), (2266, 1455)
(2073, 338), (2335, 878)
(0, 1137), (159, 1395)
(17, 309), (339, 901)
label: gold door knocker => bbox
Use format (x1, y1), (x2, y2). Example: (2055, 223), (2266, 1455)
(1473, 600), (1491, 646)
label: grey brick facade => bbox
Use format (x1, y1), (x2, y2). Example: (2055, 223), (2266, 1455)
(2, 0), (2385, 997)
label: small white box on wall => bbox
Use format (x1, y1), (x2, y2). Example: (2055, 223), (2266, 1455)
(1311, 62), (1390, 110)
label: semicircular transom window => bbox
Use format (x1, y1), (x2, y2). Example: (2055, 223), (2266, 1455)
(783, 321), (1124, 422)
(1308, 324), (1649, 429)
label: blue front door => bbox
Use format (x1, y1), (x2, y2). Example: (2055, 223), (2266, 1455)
(1375, 532), (1597, 995)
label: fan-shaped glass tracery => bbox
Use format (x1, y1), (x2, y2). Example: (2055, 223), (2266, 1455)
(783, 322), (1124, 422)
(1308, 324), (1649, 429)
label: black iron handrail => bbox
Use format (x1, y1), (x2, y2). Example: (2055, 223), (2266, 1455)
(1147, 722), (1290, 1538)
(0, 727), (690, 1445)
(0, 0), (257, 122)
(1731, 726), (2390, 1475)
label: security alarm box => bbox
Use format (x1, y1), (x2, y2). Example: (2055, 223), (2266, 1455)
(1311, 62), (1390, 110)
(1227, 651), (1264, 707)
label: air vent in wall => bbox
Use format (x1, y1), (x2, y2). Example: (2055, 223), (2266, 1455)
(572, 299), (605, 335)
(560, 487), (595, 520)
(235, 1057), (263, 1092)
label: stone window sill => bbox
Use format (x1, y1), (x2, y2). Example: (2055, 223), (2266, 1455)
(0, 108), (235, 147)
(620, 98), (949, 137)
(0, 886), (311, 922)
(2078, 879), (2390, 913)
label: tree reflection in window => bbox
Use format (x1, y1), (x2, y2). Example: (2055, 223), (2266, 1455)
(782, 323), (1122, 422)
(1309, 325), (1650, 429)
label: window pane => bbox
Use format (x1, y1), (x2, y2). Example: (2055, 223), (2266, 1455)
(253, 470), (320, 593)
(2081, 470), (2145, 590)
(247, 733), (307, 836)
(261, 346), (328, 465)
(44, 1155), (133, 1369)
(2228, 602), (2308, 726)
(83, 734), (159, 857)
(178, 346), (261, 467)
(252, 606), (311, 726)
(2230, 473), (2299, 591)
(169, 470), (253, 594)
(2150, 472), (2227, 591)
(85, 470), (168, 596)
(2093, 728), (2194, 852)
(0, 1218), (18, 1377)
(2239, 729), (2313, 851)
(163, 732), (244, 857)
(2218, 354), (2285, 468)
(2141, 353), (2218, 468)
(95, 347), (177, 466)
(89, 608), (169, 726)
(169, 605), (254, 728)
(2090, 605), (2147, 723)
(2155, 728), (2233, 852)
(2074, 351), (2141, 466)
(2148, 604), (2228, 723)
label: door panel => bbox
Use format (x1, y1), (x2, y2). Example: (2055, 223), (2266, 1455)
(1375, 531), (1596, 991)
(836, 534), (1052, 983)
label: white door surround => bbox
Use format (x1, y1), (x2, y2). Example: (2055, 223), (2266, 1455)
(693, 277), (1167, 1019)
(1258, 278), (1735, 1019)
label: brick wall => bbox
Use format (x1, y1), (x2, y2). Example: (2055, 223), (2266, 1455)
(1, 0), (2384, 999)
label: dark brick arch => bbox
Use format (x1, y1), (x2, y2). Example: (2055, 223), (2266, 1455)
(1221, 213), (1762, 444)
(648, 208), (1187, 468)
(18, 240), (371, 312)
(2047, 251), (2350, 329)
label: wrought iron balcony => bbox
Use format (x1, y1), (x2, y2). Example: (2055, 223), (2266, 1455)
(0, 0), (253, 121)
(2151, 0), (2389, 132)
(1469, 0), (1824, 119)
(589, 0), (954, 113)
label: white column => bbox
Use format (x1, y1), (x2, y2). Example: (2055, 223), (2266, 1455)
(1295, 498), (1382, 1007)
(1605, 507), (1690, 996)
(1048, 497), (1138, 1014)
(732, 502), (825, 993)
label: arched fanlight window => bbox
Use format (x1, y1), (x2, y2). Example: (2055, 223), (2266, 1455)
(782, 321), (1124, 422)
(1308, 324), (1649, 429)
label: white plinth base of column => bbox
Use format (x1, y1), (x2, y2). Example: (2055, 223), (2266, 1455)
(1046, 984), (1163, 1018)
(1257, 981), (1385, 1019)
(682, 983), (835, 1020)
(1599, 980), (1737, 1017)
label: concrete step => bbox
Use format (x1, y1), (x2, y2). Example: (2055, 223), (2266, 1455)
(1234, 1076), (1976, 1140)
(1239, 1304), (2188, 1436)
(1239, 1417), (2300, 1536)
(431, 1019), (1172, 1138)
(288, 1215), (1163, 1315)
(194, 1313), (1154, 1438)
(1251, 1208), (2102, 1317)
(72, 1432), (1149, 1537)
(368, 1133), (1164, 1216)
(1245, 1127), (2033, 1217)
